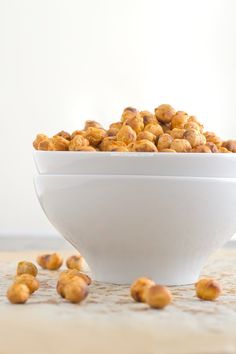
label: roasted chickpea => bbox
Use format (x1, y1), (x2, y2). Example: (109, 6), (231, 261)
(124, 115), (144, 134)
(69, 135), (89, 151)
(146, 285), (172, 309)
(191, 144), (212, 153)
(64, 277), (88, 303)
(102, 141), (127, 152)
(71, 130), (85, 140)
(188, 116), (204, 131)
(140, 111), (157, 126)
(204, 132), (222, 148)
(37, 253), (63, 270)
(7, 283), (30, 304)
(130, 277), (155, 302)
(171, 111), (188, 129)
(54, 130), (71, 141)
(157, 134), (173, 150)
(33, 134), (49, 150)
(222, 140), (236, 153)
(206, 142), (218, 153)
(218, 147), (230, 153)
(184, 121), (201, 132)
(129, 139), (158, 152)
(84, 127), (107, 146)
(107, 122), (123, 136)
(155, 104), (176, 124)
(160, 149), (176, 153)
(144, 124), (163, 138)
(160, 123), (171, 133)
(76, 146), (96, 152)
(121, 107), (138, 122)
(84, 120), (103, 130)
(137, 131), (156, 143)
(117, 125), (137, 145)
(38, 138), (55, 151)
(14, 274), (39, 294)
(51, 136), (70, 151)
(170, 128), (186, 139)
(57, 270), (91, 297)
(170, 139), (191, 152)
(183, 129), (206, 148)
(195, 278), (222, 301)
(17, 261), (38, 277)
(66, 255), (86, 271)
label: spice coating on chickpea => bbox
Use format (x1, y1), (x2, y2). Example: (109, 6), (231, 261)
(183, 129), (206, 148)
(17, 261), (38, 277)
(116, 125), (137, 145)
(66, 255), (86, 271)
(146, 285), (172, 309)
(64, 277), (89, 303)
(137, 131), (156, 143)
(14, 274), (39, 294)
(171, 111), (188, 129)
(124, 115), (144, 134)
(140, 111), (157, 126)
(130, 277), (155, 303)
(155, 104), (176, 124)
(107, 122), (123, 136)
(51, 136), (70, 151)
(170, 128), (186, 140)
(157, 134), (173, 150)
(195, 278), (222, 301)
(37, 253), (63, 270)
(69, 135), (89, 151)
(170, 139), (191, 152)
(144, 123), (163, 138)
(7, 283), (30, 304)
(121, 107), (138, 122)
(84, 127), (107, 146)
(33, 134), (49, 150)
(130, 139), (158, 152)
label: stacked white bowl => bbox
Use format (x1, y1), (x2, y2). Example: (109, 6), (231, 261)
(34, 151), (236, 285)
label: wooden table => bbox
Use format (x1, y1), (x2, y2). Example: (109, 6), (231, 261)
(0, 242), (236, 354)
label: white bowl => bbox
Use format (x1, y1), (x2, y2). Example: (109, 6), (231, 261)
(34, 174), (236, 285)
(33, 151), (236, 177)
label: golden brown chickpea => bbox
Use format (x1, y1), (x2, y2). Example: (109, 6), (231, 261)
(155, 104), (176, 124)
(69, 135), (89, 151)
(57, 270), (91, 297)
(84, 127), (107, 146)
(146, 285), (172, 309)
(124, 115), (144, 134)
(64, 277), (88, 303)
(84, 120), (103, 130)
(51, 136), (70, 151)
(140, 111), (157, 126)
(160, 123), (171, 133)
(107, 122), (123, 136)
(71, 130), (86, 140)
(171, 111), (188, 129)
(195, 278), (222, 301)
(144, 123), (163, 138)
(170, 128), (186, 139)
(157, 134), (173, 150)
(206, 142), (218, 153)
(7, 283), (30, 304)
(38, 138), (55, 151)
(184, 121), (201, 132)
(37, 253), (63, 270)
(191, 144), (212, 153)
(222, 140), (236, 153)
(130, 277), (155, 302)
(17, 261), (38, 277)
(117, 125), (137, 145)
(129, 139), (158, 152)
(121, 107), (138, 122)
(183, 129), (206, 148)
(75, 146), (97, 152)
(66, 255), (86, 271)
(137, 131), (156, 143)
(160, 149), (176, 153)
(33, 134), (49, 150)
(188, 116), (204, 131)
(218, 147), (231, 153)
(110, 146), (129, 152)
(99, 136), (116, 151)
(14, 274), (39, 294)
(54, 130), (71, 141)
(102, 141), (127, 152)
(204, 132), (222, 148)
(170, 139), (191, 152)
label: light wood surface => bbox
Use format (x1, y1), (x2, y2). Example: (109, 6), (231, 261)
(0, 248), (236, 354)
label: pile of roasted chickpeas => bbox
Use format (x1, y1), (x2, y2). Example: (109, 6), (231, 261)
(33, 104), (236, 153)
(6, 252), (222, 308)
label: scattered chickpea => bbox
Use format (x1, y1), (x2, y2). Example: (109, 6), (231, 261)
(37, 253), (63, 270)
(171, 111), (188, 129)
(137, 131), (156, 143)
(146, 285), (172, 309)
(14, 274), (39, 294)
(130, 277), (155, 303)
(144, 123), (163, 138)
(195, 278), (222, 301)
(117, 125), (137, 145)
(157, 134), (173, 150)
(57, 269), (91, 298)
(170, 139), (191, 152)
(17, 261), (38, 277)
(64, 277), (89, 303)
(155, 104), (176, 124)
(129, 139), (158, 152)
(84, 127), (107, 146)
(7, 283), (30, 304)
(66, 255), (86, 271)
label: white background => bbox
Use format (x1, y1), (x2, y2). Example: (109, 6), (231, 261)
(0, 0), (236, 237)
